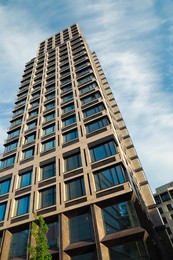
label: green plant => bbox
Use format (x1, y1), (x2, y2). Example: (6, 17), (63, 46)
(28, 214), (52, 260)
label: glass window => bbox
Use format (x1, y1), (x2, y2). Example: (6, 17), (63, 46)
(154, 196), (161, 205)
(46, 84), (55, 92)
(27, 120), (37, 129)
(78, 75), (93, 85)
(8, 230), (29, 259)
(4, 141), (18, 152)
(44, 112), (55, 122)
(109, 241), (149, 260)
(29, 109), (38, 118)
(15, 196), (30, 216)
(61, 76), (71, 84)
(0, 156), (15, 168)
(71, 252), (96, 260)
(62, 103), (74, 114)
(66, 177), (85, 200)
(40, 186), (56, 208)
(0, 203), (7, 221)
(25, 133), (35, 143)
(90, 140), (117, 162)
(161, 192), (170, 202)
(77, 68), (91, 77)
(23, 148), (34, 159)
(86, 117), (109, 133)
(79, 82), (96, 94)
(69, 212), (93, 243)
(47, 222), (59, 249)
(167, 204), (173, 211)
(62, 93), (73, 103)
(61, 84), (72, 93)
(13, 108), (25, 116)
(31, 100), (39, 108)
(8, 128), (20, 138)
(19, 172), (32, 188)
(45, 92), (55, 100)
(94, 165), (125, 191)
(43, 124), (55, 135)
(41, 162), (56, 180)
(32, 91), (40, 99)
(62, 115), (76, 127)
(10, 117), (22, 127)
(102, 201), (138, 234)
(42, 139), (55, 151)
(45, 101), (55, 110)
(83, 104), (104, 118)
(63, 129), (78, 143)
(0, 179), (11, 195)
(64, 153), (82, 172)
(81, 92), (100, 105)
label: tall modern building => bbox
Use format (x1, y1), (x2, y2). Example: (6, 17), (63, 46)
(154, 181), (173, 247)
(0, 24), (172, 260)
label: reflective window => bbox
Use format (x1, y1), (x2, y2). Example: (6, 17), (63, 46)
(40, 186), (56, 208)
(44, 112), (55, 122)
(161, 192), (170, 202)
(64, 152), (82, 172)
(62, 103), (74, 114)
(71, 252), (96, 260)
(94, 165), (125, 191)
(11, 117), (22, 127)
(45, 101), (55, 110)
(102, 201), (138, 234)
(43, 124), (55, 135)
(62, 92), (73, 103)
(83, 104), (104, 118)
(47, 222), (59, 249)
(41, 162), (56, 180)
(0, 179), (11, 195)
(90, 140), (117, 162)
(19, 172), (32, 188)
(8, 230), (29, 259)
(23, 148), (34, 159)
(13, 108), (25, 116)
(69, 212), (93, 243)
(25, 133), (35, 143)
(109, 241), (149, 260)
(78, 75), (93, 85)
(15, 196), (30, 216)
(46, 84), (55, 92)
(86, 117), (109, 133)
(42, 139), (55, 151)
(31, 100), (39, 108)
(154, 196), (161, 205)
(79, 82), (96, 94)
(45, 92), (55, 100)
(0, 156), (15, 168)
(63, 129), (78, 143)
(66, 177), (85, 200)
(61, 84), (72, 93)
(27, 120), (37, 129)
(4, 141), (18, 152)
(81, 92), (100, 105)
(77, 67), (91, 77)
(29, 109), (38, 118)
(8, 128), (20, 138)
(0, 203), (7, 221)
(62, 115), (76, 127)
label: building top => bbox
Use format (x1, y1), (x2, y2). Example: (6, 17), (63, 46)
(155, 181), (173, 194)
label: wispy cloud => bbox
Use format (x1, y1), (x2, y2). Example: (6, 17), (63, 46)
(0, 0), (172, 191)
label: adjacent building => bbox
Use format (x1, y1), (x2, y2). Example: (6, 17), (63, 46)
(154, 181), (173, 247)
(0, 23), (172, 260)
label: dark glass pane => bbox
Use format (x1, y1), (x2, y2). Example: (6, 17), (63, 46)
(8, 230), (29, 259)
(0, 179), (11, 194)
(0, 203), (6, 221)
(71, 252), (95, 260)
(109, 241), (149, 260)
(69, 213), (93, 243)
(47, 222), (59, 249)
(40, 187), (56, 208)
(102, 201), (138, 234)
(16, 196), (30, 215)
(42, 163), (56, 180)
(66, 178), (85, 200)
(65, 153), (82, 171)
(20, 172), (31, 188)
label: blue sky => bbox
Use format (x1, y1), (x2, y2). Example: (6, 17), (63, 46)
(0, 0), (173, 192)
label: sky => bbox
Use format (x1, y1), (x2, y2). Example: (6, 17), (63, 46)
(0, 0), (173, 192)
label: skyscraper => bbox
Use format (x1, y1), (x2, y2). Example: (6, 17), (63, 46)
(0, 23), (172, 260)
